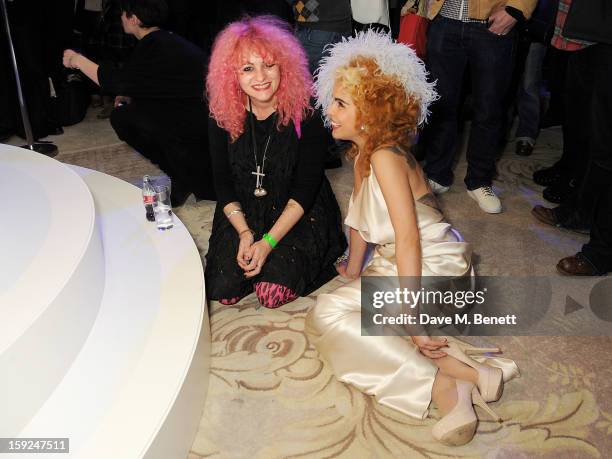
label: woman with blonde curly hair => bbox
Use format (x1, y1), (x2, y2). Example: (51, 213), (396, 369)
(205, 16), (346, 308)
(306, 31), (519, 446)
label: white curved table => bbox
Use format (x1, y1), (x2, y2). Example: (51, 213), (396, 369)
(0, 144), (210, 458)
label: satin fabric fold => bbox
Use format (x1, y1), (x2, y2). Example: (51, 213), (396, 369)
(306, 167), (519, 419)
(345, 168), (472, 277)
(306, 277), (438, 419)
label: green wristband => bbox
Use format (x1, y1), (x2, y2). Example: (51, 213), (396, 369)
(262, 233), (278, 249)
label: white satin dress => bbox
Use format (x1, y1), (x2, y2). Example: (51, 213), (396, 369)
(305, 166), (519, 419)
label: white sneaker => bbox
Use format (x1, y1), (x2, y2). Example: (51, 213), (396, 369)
(467, 186), (502, 214)
(428, 178), (450, 195)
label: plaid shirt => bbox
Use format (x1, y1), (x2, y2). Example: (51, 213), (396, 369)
(293, 0), (320, 22)
(439, 0), (488, 23)
(551, 0), (594, 51)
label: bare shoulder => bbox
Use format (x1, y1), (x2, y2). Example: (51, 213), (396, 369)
(371, 147), (411, 175)
(372, 145), (418, 169)
(370, 148), (411, 189)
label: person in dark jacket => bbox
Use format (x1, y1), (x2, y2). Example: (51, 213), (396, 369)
(63, 0), (215, 204)
(204, 16), (346, 308)
(531, 0), (612, 276)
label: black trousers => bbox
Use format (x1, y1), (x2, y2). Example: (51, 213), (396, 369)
(578, 44), (612, 273)
(554, 45), (602, 187)
(110, 101), (216, 200)
(582, 169), (612, 273)
(423, 16), (516, 190)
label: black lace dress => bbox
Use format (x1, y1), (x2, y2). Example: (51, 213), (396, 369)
(205, 112), (347, 300)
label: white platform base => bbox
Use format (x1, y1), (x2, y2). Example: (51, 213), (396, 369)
(0, 145), (210, 459)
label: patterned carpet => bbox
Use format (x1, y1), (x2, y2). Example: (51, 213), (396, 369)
(56, 126), (612, 458)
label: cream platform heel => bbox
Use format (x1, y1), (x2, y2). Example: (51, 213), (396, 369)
(432, 380), (502, 446)
(443, 341), (504, 402)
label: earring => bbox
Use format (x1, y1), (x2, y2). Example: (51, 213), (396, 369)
(360, 125), (365, 131)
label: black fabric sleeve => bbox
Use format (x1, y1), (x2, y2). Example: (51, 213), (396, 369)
(288, 112), (329, 212)
(505, 6), (525, 23)
(208, 117), (238, 208)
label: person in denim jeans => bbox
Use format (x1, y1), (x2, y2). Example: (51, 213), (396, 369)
(514, 0), (557, 157)
(422, 0), (537, 214)
(514, 41), (547, 155)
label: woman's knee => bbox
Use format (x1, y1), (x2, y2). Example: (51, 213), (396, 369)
(307, 291), (359, 333)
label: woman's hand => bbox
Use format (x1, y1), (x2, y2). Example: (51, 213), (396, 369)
(411, 336), (448, 359)
(242, 239), (273, 278)
(63, 49), (80, 69)
(336, 261), (360, 280)
(61, 49), (100, 85)
(236, 231), (254, 270)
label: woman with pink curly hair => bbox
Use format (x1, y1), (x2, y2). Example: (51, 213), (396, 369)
(204, 16), (346, 309)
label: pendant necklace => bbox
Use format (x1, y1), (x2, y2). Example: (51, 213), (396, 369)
(248, 97), (276, 198)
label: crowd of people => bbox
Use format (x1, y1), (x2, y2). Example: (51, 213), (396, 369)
(2, 0), (610, 448)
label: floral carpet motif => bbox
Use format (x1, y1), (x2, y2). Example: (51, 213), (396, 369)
(188, 296), (610, 458)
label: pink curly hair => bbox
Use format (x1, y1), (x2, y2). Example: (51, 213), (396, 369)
(206, 15), (312, 141)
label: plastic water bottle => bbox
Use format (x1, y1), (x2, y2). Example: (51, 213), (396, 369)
(142, 175), (156, 222)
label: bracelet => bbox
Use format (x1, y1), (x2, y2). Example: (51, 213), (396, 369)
(262, 233), (278, 249)
(226, 208), (244, 219)
(334, 253), (349, 266)
(239, 228), (255, 238)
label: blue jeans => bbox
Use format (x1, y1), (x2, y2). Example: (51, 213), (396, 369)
(295, 25), (347, 75)
(516, 42), (547, 143)
(423, 16), (516, 190)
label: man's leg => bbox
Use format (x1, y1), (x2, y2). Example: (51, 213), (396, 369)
(540, 47), (568, 128)
(537, 44), (612, 265)
(532, 48), (570, 187)
(579, 175), (612, 275)
(557, 169), (612, 275)
(540, 47), (596, 205)
(463, 24), (515, 191)
(423, 17), (468, 188)
(576, 44), (612, 274)
(516, 42), (547, 150)
(556, 48), (593, 185)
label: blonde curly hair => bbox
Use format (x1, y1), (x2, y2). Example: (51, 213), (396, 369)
(336, 56), (422, 176)
(314, 30), (437, 176)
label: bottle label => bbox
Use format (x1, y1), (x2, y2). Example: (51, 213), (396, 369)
(143, 195), (155, 205)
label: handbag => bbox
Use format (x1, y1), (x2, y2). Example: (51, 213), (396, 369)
(397, 8), (428, 59)
(563, 0), (612, 45)
(351, 0), (390, 26)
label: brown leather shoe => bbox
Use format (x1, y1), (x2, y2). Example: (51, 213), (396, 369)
(557, 253), (601, 276)
(531, 205), (590, 234)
